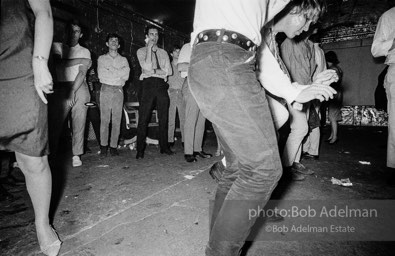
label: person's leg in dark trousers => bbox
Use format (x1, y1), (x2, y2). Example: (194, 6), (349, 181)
(155, 79), (170, 152)
(189, 43), (283, 256)
(136, 79), (156, 157)
(86, 106), (101, 146)
(48, 85), (72, 157)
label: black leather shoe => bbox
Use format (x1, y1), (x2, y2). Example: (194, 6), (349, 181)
(100, 145), (108, 157)
(209, 161), (224, 182)
(301, 152), (319, 160)
(193, 151), (212, 158)
(168, 142), (175, 148)
(283, 167), (306, 181)
(160, 149), (175, 155)
(136, 151), (144, 159)
(185, 154), (197, 162)
(110, 147), (119, 156)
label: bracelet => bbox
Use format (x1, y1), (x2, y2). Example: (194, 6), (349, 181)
(33, 55), (48, 60)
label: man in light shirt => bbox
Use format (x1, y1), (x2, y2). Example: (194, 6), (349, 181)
(136, 25), (173, 159)
(178, 42), (212, 163)
(167, 45), (185, 147)
(371, 7), (395, 185)
(97, 33), (130, 156)
(188, 0), (337, 255)
(302, 30), (327, 160)
(50, 19), (91, 167)
(280, 32), (319, 180)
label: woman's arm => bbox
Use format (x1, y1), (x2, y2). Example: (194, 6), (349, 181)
(29, 0), (53, 104)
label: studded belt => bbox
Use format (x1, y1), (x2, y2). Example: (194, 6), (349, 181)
(194, 29), (257, 52)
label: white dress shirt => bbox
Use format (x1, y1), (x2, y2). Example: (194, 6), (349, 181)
(98, 53), (130, 86)
(52, 43), (91, 82)
(371, 7), (395, 65)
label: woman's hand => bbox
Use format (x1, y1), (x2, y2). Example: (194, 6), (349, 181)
(32, 58), (53, 104)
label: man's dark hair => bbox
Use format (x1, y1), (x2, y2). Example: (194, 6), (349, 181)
(145, 25), (159, 36)
(106, 33), (121, 43)
(325, 51), (339, 65)
(277, 0), (326, 24)
(170, 44), (181, 53)
(66, 19), (84, 35)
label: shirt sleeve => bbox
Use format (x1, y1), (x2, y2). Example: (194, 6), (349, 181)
(258, 43), (303, 104)
(137, 47), (152, 71)
(313, 45), (327, 80)
(119, 57), (130, 82)
(178, 43), (191, 64)
(161, 50), (172, 77)
(82, 48), (91, 59)
(372, 13), (394, 57)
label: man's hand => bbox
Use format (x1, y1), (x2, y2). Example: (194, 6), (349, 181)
(147, 38), (155, 50)
(32, 58), (53, 104)
(313, 69), (339, 86)
(295, 83), (337, 103)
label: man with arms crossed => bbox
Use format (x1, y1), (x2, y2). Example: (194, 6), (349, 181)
(98, 33), (130, 157)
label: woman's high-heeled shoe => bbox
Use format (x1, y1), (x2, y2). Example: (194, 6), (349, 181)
(40, 228), (62, 256)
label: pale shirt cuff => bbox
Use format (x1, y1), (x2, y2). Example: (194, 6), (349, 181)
(372, 40), (393, 57)
(258, 46), (303, 104)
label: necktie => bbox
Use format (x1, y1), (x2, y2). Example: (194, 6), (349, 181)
(152, 50), (161, 69)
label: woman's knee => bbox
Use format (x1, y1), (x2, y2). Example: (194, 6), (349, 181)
(15, 153), (48, 175)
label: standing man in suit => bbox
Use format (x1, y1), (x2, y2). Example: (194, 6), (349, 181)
(136, 25), (173, 159)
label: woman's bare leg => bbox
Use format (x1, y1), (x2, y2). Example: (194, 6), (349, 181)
(15, 153), (59, 250)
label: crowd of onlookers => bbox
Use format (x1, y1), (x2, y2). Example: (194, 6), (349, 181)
(48, 22), (216, 166)
(1, 1), (394, 255)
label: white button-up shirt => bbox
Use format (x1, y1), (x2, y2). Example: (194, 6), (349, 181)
(98, 53), (130, 86)
(372, 7), (395, 65)
(52, 43), (91, 82)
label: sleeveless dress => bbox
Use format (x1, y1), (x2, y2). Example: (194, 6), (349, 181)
(0, 0), (49, 156)
(328, 66), (343, 122)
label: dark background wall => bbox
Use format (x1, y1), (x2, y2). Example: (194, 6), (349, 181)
(319, 0), (394, 106)
(50, 0), (393, 106)
(322, 38), (386, 106)
(51, 0), (188, 101)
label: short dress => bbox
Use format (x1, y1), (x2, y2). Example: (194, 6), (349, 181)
(328, 66), (343, 122)
(0, 0), (49, 157)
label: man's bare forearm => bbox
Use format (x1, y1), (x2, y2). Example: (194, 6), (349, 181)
(72, 69), (87, 93)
